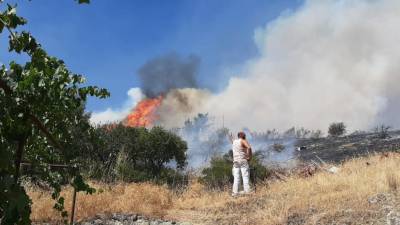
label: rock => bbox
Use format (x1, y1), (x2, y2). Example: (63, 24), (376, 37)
(112, 221), (123, 225)
(93, 219), (103, 225)
(112, 213), (125, 221)
(127, 214), (138, 221)
(368, 193), (389, 204)
(286, 213), (305, 225)
(135, 220), (150, 225)
(94, 214), (107, 220)
(387, 210), (400, 225)
(159, 222), (173, 225)
(327, 166), (339, 174)
(76, 213), (186, 225)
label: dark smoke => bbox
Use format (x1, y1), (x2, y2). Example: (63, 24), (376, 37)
(137, 53), (200, 97)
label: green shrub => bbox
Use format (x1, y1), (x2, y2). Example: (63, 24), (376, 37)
(115, 153), (188, 188)
(157, 168), (189, 189)
(80, 124), (188, 185)
(200, 156), (233, 189)
(200, 151), (268, 190)
(115, 149), (150, 182)
(249, 152), (269, 183)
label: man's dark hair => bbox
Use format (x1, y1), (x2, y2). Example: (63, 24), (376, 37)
(238, 131), (246, 139)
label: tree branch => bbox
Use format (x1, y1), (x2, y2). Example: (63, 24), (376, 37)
(0, 78), (12, 95)
(0, 17), (18, 40)
(28, 114), (64, 151)
(14, 138), (26, 183)
(0, 77), (65, 152)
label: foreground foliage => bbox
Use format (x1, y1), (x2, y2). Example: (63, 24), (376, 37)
(0, 1), (109, 224)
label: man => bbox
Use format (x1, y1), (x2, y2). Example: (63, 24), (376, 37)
(229, 131), (252, 196)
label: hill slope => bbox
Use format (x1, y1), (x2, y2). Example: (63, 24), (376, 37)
(30, 152), (400, 225)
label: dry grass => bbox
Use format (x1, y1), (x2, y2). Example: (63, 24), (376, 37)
(28, 183), (174, 223)
(29, 152), (400, 224)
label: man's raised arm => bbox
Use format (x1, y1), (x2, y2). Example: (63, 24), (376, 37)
(241, 139), (252, 160)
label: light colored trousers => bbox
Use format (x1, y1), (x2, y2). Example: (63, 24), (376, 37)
(232, 161), (250, 194)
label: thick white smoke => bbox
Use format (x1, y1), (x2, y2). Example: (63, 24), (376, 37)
(155, 88), (211, 128)
(90, 88), (144, 124)
(200, 0), (400, 131)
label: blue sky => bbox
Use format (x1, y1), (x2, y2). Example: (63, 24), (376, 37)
(1, 0), (302, 112)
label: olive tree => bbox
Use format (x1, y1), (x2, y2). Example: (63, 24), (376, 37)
(83, 124), (188, 183)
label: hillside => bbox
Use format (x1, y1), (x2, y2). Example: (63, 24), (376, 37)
(30, 152), (400, 225)
(297, 130), (400, 163)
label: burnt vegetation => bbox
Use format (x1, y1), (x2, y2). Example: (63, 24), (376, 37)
(328, 122), (347, 137)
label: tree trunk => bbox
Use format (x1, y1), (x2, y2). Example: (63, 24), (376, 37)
(14, 138), (26, 184)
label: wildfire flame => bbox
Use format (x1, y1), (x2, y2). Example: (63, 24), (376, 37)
(124, 95), (163, 127)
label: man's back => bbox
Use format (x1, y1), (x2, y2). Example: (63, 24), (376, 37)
(232, 139), (247, 163)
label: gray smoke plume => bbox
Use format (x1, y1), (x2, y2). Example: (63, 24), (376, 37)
(155, 88), (211, 128)
(137, 53), (200, 98)
(145, 0), (400, 133)
(198, 0), (400, 132)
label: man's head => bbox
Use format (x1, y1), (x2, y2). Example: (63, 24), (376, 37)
(237, 131), (246, 140)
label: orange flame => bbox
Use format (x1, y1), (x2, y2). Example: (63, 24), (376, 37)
(124, 96), (163, 127)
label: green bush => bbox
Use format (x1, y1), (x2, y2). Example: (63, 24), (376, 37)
(200, 155), (233, 189)
(80, 124), (188, 185)
(200, 151), (268, 190)
(114, 149), (147, 182)
(113, 148), (188, 187)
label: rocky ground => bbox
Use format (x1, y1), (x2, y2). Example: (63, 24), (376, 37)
(75, 213), (191, 225)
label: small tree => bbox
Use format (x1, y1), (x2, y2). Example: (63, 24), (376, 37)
(374, 124), (391, 139)
(82, 124), (188, 183)
(328, 122), (346, 137)
(310, 130), (323, 139)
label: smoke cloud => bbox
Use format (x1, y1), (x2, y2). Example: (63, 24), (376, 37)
(92, 0), (400, 133)
(197, 0), (400, 131)
(138, 53), (200, 97)
(90, 88), (144, 124)
(155, 88), (211, 128)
